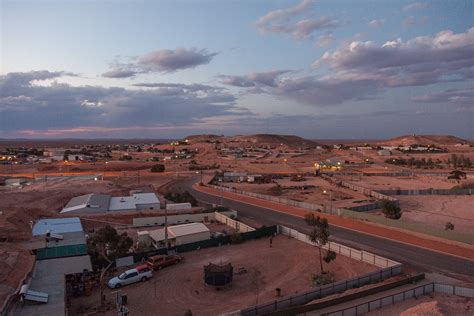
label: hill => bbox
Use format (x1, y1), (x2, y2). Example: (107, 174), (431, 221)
(380, 135), (471, 146)
(227, 134), (319, 148)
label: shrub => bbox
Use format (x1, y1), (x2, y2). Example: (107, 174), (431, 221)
(311, 272), (335, 287)
(268, 185), (283, 196)
(150, 164), (165, 173)
(445, 222), (454, 231)
(230, 233), (243, 244)
(380, 200), (402, 219)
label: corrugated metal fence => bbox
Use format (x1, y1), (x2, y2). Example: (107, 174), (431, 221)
(321, 283), (474, 316)
(238, 226), (403, 316)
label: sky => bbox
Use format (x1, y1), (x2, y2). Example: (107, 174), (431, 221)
(0, 0), (473, 139)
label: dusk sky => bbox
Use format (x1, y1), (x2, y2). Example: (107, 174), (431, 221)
(1, 0), (473, 139)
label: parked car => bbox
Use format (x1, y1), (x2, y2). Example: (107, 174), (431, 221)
(146, 254), (182, 270)
(107, 265), (152, 289)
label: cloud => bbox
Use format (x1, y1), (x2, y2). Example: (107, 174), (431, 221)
(368, 19), (386, 28)
(219, 70), (293, 90)
(256, 0), (340, 39)
(313, 28), (474, 87)
(412, 88), (474, 111)
(402, 15), (428, 27)
(316, 33), (335, 47)
(102, 69), (139, 78)
(403, 2), (431, 11)
(221, 28), (474, 107)
(0, 71), (246, 135)
(101, 48), (217, 78)
(220, 70), (379, 106)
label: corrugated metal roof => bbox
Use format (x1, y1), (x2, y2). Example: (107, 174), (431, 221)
(36, 244), (88, 260)
(109, 193), (160, 211)
(61, 193), (111, 213)
(32, 217), (83, 236)
(168, 222), (209, 237)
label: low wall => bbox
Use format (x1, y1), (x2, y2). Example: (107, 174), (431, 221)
(239, 226), (403, 315)
(334, 208), (473, 245)
(205, 179), (473, 245)
(324, 282), (474, 316)
(377, 188), (473, 196)
(321, 174), (398, 202)
(214, 212), (255, 232)
(271, 274), (425, 316)
(279, 226), (400, 268)
(210, 184), (326, 211)
(132, 210), (237, 227)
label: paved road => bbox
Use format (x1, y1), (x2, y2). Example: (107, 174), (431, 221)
(173, 177), (474, 280)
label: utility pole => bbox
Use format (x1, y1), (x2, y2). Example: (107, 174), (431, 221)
(164, 206), (168, 251)
(220, 179), (224, 206)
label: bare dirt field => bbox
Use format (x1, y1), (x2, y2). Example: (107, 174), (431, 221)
(354, 176), (459, 190)
(366, 293), (473, 316)
(226, 176), (376, 209)
(69, 236), (378, 316)
(395, 195), (474, 234)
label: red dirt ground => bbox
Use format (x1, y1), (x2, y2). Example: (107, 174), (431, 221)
(69, 236), (378, 316)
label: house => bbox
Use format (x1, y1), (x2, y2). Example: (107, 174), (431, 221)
(314, 160), (343, 171)
(378, 150), (392, 156)
(109, 193), (160, 212)
(222, 172), (248, 182)
(61, 193), (160, 214)
(31, 217), (88, 260)
(61, 193), (111, 214)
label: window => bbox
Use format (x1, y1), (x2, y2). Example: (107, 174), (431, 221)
(126, 272), (138, 279)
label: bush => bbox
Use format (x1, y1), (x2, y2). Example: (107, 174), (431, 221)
(230, 233), (243, 244)
(151, 164), (165, 173)
(380, 200), (402, 219)
(311, 272), (335, 287)
(445, 222), (454, 231)
(164, 191), (198, 206)
(268, 185), (283, 196)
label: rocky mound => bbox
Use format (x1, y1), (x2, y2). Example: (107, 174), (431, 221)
(185, 134), (223, 143)
(380, 135), (471, 146)
(227, 134), (319, 148)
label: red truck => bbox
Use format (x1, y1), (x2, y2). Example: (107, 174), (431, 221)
(146, 254), (182, 270)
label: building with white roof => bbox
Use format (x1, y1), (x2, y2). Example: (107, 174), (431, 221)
(139, 222), (210, 248)
(61, 193), (160, 214)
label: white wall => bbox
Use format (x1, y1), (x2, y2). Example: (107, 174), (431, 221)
(175, 231), (211, 245)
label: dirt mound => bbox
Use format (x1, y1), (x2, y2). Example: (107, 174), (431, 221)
(227, 134), (319, 148)
(380, 135), (471, 146)
(185, 134), (223, 143)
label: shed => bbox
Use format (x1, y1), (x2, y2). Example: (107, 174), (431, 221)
(168, 222), (210, 246)
(32, 218), (83, 236)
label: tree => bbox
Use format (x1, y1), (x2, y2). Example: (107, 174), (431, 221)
(150, 164), (165, 173)
(380, 200), (402, 219)
(87, 225), (133, 265)
(448, 170), (466, 180)
(304, 213), (336, 274)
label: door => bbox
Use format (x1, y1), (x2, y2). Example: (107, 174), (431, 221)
(125, 272), (138, 285)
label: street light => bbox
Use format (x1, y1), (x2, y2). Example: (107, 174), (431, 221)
(218, 178), (224, 206)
